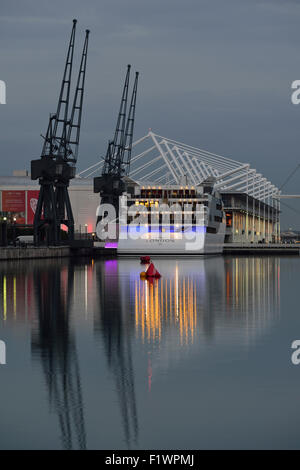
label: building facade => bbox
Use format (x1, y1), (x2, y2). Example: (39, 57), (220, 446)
(222, 192), (280, 243)
(0, 176), (99, 235)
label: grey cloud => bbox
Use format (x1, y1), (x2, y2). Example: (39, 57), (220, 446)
(1, 0), (300, 227)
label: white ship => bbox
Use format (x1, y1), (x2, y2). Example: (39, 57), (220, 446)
(116, 176), (226, 255)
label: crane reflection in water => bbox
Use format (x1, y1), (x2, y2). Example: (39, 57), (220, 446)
(0, 255), (281, 449)
(94, 259), (139, 448)
(31, 261), (87, 450)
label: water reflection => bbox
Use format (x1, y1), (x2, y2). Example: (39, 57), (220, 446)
(0, 255), (281, 449)
(0, 261), (36, 323)
(95, 259), (139, 447)
(133, 269), (197, 345)
(118, 257), (280, 348)
(31, 261), (87, 450)
(223, 257), (281, 338)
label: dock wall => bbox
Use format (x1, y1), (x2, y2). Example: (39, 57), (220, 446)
(0, 246), (71, 260)
(0, 245), (118, 261)
(223, 243), (300, 255)
(1, 244), (299, 261)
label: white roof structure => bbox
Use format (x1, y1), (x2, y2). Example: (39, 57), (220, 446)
(77, 131), (280, 202)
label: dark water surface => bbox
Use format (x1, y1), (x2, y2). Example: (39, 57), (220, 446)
(0, 255), (300, 449)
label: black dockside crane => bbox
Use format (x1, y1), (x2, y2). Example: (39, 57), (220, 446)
(94, 65), (139, 216)
(31, 20), (89, 246)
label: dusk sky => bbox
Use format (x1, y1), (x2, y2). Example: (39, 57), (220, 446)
(1, 0), (300, 227)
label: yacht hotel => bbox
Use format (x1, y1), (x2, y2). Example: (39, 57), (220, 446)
(118, 132), (280, 244)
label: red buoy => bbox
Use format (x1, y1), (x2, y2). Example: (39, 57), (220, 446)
(146, 262), (161, 278)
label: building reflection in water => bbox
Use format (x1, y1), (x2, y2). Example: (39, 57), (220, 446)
(223, 257), (280, 341)
(0, 262), (36, 323)
(31, 261), (87, 450)
(95, 259), (139, 447)
(134, 268), (197, 345)
(123, 256), (281, 347)
(0, 255), (281, 448)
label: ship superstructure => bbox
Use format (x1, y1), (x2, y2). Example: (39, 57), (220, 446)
(117, 176), (226, 254)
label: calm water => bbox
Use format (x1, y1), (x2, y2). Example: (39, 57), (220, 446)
(0, 255), (300, 449)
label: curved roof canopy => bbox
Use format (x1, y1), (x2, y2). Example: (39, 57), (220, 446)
(78, 131), (279, 202)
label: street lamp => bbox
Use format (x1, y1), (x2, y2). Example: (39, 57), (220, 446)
(85, 224), (88, 239)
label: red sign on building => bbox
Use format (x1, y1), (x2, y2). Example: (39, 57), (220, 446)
(26, 190), (40, 224)
(2, 191), (26, 223)
(2, 190), (25, 212)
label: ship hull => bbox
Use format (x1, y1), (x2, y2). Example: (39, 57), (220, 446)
(117, 223), (226, 255)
